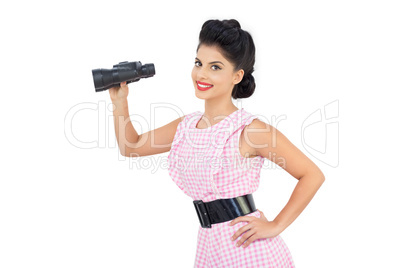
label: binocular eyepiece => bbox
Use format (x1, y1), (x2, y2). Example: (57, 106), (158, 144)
(92, 61), (155, 92)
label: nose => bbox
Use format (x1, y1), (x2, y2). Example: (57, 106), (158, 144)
(196, 66), (208, 81)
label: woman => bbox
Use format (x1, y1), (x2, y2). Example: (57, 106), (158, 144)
(109, 19), (325, 268)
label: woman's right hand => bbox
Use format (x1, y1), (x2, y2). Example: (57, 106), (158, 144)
(109, 81), (129, 102)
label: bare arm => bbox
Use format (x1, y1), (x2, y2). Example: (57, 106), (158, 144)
(110, 82), (184, 157)
(245, 119), (325, 233)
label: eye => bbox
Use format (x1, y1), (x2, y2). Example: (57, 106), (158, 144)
(195, 60), (202, 67)
(211, 65), (222, 71)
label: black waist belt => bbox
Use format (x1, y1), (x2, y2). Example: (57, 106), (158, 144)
(193, 194), (257, 228)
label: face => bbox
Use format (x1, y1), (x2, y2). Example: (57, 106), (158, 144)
(191, 44), (244, 100)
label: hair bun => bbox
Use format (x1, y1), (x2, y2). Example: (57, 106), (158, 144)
(232, 73), (256, 99)
(223, 19), (241, 29)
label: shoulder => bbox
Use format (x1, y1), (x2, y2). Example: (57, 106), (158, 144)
(240, 118), (275, 154)
(242, 118), (273, 142)
(240, 109), (273, 133)
(246, 118), (270, 130)
(238, 110), (274, 157)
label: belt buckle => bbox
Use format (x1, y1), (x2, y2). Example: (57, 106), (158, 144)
(193, 200), (211, 228)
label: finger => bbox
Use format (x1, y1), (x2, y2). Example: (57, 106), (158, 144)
(121, 81), (127, 86)
(235, 229), (256, 247)
(229, 216), (253, 226)
(231, 223), (253, 241)
(241, 233), (259, 248)
(257, 209), (267, 220)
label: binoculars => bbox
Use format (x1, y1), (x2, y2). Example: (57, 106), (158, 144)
(92, 61), (155, 92)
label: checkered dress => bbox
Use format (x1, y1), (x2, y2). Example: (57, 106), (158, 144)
(168, 108), (295, 267)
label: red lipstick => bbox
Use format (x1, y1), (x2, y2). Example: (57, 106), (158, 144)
(196, 81), (214, 91)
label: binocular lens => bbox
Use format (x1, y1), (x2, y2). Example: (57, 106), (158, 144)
(141, 64), (156, 77)
(92, 69), (114, 92)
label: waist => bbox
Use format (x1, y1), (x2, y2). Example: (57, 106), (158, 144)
(193, 194), (257, 228)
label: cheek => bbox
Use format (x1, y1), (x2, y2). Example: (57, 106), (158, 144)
(191, 67), (197, 81)
(212, 74), (231, 88)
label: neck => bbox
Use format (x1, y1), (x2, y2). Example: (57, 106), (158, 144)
(203, 98), (238, 122)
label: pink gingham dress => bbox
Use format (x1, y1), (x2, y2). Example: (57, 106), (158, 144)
(168, 108), (295, 268)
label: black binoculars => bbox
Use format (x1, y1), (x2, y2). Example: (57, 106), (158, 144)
(92, 61), (155, 92)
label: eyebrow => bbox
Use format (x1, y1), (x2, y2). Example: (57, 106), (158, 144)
(195, 57), (225, 66)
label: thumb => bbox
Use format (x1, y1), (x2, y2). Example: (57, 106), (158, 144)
(257, 209), (268, 220)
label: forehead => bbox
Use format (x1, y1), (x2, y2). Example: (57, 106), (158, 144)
(196, 44), (229, 63)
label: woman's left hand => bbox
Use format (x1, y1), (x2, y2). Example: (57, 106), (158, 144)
(229, 209), (282, 248)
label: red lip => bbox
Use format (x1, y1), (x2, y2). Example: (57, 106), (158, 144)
(196, 81), (214, 91)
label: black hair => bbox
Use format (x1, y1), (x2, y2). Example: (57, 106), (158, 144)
(197, 19), (256, 99)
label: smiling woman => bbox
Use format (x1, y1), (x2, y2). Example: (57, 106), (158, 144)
(109, 18), (324, 268)
(192, 45), (244, 97)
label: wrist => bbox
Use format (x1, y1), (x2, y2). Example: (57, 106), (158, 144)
(272, 219), (286, 235)
(112, 98), (128, 110)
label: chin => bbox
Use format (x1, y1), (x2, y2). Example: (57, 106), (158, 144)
(195, 91), (208, 100)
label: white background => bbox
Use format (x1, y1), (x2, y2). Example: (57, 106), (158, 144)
(1, 0), (401, 267)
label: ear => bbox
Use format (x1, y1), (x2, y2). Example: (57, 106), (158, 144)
(233, 69), (244, 85)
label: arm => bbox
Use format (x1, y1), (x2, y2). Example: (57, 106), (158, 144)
(246, 119), (325, 233)
(110, 82), (184, 157)
(112, 98), (138, 156)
